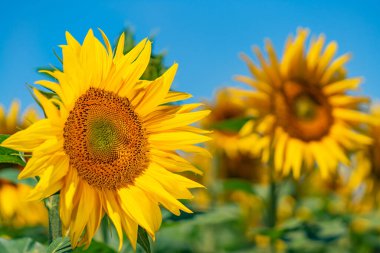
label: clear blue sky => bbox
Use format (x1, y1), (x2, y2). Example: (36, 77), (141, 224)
(1, 0), (379, 113)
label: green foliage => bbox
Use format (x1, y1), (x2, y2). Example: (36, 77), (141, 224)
(137, 226), (151, 253)
(155, 205), (249, 252)
(72, 240), (116, 253)
(210, 117), (254, 132)
(0, 226), (48, 244)
(46, 237), (71, 253)
(0, 238), (46, 253)
(221, 179), (256, 195)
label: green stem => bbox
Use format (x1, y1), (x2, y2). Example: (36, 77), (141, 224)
(267, 174), (277, 228)
(267, 165), (277, 253)
(45, 194), (62, 243)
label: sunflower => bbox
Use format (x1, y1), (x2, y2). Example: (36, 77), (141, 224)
(0, 101), (47, 227)
(348, 105), (380, 210)
(235, 28), (377, 178)
(202, 89), (266, 183)
(202, 89), (245, 158)
(0, 29), (210, 249)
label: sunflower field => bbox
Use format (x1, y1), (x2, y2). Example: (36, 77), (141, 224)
(1, 3), (380, 252)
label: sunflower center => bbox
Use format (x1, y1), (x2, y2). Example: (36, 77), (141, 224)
(292, 95), (318, 121)
(88, 119), (118, 161)
(63, 87), (149, 190)
(274, 81), (333, 141)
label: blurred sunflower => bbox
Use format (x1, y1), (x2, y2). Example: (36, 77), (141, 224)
(0, 101), (47, 227)
(203, 89), (267, 183)
(198, 89), (266, 228)
(235, 28), (376, 178)
(349, 105), (380, 211)
(1, 30), (210, 249)
(202, 89), (247, 158)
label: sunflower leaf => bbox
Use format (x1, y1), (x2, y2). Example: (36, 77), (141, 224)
(71, 240), (116, 253)
(209, 117), (254, 132)
(46, 237), (71, 253)
(221, 179), (256, 194)
(137, 226), (151, 253)
(0, 134), (26, 167)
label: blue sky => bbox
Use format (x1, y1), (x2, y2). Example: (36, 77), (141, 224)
(1, 0), (379, 113)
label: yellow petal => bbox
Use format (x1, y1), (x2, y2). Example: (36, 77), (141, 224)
(162, 91), (192, 104)
(60, 168), (80, 228)
(320, 54), (350, 85)
(135, 171), (192, 216)
(323, 78), (362, 95)
(239, 53), (266, 81)
(274, 129), (288, 172)
(119, 186), (161, 237)
(135, 64), (178, 116)
(1, 120), (58, 152)
(100, 191), (124, 251)
(307, 35), (325, 71)
(322, 137), (349, 166)
(146, 110), (210, 132)
(315, 41), (338, 78)
(114, 40), (151, 97)
(71, 182), (95, 246)
(333, 108), (380, 125)
(149, 131), (211, 147)
(234, 75), (272, 93)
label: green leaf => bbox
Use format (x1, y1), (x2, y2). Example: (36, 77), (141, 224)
(46, 237), (71, 253)
(0, 168), (36, 186)
(222, 179), (255, 194)
(210, 117), (254, 132)
(72, 240), (116, 253)
(0, 226), (47, 243)
(137, 226), (151, 253)
(0, 135), (26, 167)
(157, 205), (245, 252)
(0, 237), (46, 253)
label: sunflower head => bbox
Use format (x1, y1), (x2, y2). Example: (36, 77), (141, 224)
(235, 28), (377, 179)
(1, 29), (210, 250)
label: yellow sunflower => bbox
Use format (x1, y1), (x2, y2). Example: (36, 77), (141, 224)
(0, 29), (210, 249)
(348, 104), (380, 210)
(0, 101), (47, 227)
(235, 28), (377, 178)
(202, 89), (267, 183)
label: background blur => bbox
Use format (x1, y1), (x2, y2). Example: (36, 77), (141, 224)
(1, 0), (379, 110)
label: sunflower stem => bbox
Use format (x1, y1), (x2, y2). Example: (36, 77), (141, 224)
(267, 172), (277, 228)
(45, 194), (62, 243)
(267, 164), (277, 253)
